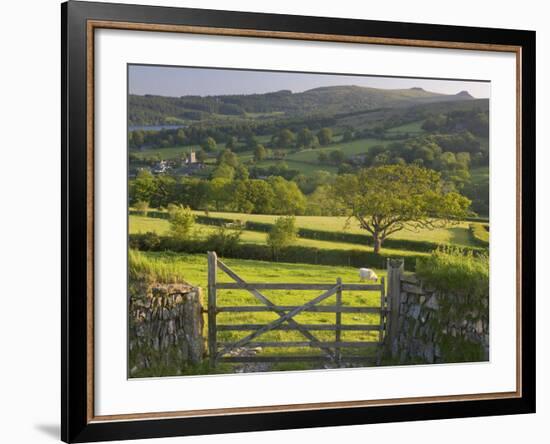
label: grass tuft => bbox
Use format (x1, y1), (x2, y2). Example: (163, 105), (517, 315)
(469, 222), (489, 247)
(416, 246), (488, 297)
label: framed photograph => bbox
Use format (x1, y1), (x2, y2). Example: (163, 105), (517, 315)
(62, 1), (535, 442)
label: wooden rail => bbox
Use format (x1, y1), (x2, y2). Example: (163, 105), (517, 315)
(218, 341), (379, 348)
(216, 282), (382, 291)
(216, 306), (386, 313)
(219, 356), (378, 364)
(217, 324), (382, 331)
(207, 251), (387, 368)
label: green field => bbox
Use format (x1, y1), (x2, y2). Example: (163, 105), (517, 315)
(132, 250), (384, 371)
(129, 215), (430, 258)
(286, 138), (388, 163)
(130, 212), (475, 247)
(470, 166), (489, 185)
(253, 159), (338, 174)
(244, 112), (285, 119)
(190, 211), (475, 246)
(130, 211), (477, 256)
(386, 120), (425, 134)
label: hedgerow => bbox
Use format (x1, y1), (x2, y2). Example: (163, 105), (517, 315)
(130, 210), (485, 255)
(129, 232), (421, 271)
(469, 223), (489, 247)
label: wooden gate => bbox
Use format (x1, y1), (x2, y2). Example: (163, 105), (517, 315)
(207, 251), (387, 368)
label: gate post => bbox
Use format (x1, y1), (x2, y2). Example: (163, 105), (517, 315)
(207, 251), (218, 369)
(386, 258), (404, 359)
(335, 277), (342, 367)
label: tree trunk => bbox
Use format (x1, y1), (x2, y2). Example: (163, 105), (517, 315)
(373, 235), (382, 254)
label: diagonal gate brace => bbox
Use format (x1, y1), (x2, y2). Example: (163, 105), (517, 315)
(216, 260), (338, 360)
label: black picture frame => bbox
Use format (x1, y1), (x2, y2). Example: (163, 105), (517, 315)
(62, 1), (536, 442)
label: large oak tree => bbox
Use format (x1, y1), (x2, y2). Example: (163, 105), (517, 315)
(332, 164), (471, 253)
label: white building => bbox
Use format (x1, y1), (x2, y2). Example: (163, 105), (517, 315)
(152, 160), (169, 174)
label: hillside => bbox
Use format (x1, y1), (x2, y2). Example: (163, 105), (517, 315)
(298, 85), (474, 112)
(129, 85), (478, 126)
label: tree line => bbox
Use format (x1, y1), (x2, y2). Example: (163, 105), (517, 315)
(128, 114), (336, 150)
(132, 164), (471, 254)
(130, 169), (313, 216)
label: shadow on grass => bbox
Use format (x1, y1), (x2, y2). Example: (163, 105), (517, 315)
(447, 227), (472, 246)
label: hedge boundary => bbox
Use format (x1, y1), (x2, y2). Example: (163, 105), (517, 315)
(130, 210), (486, 254)
(129, 232), (422, 271)
(469, 222), (489, 247)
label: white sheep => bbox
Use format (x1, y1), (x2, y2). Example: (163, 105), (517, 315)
(359, 268), (379, 282)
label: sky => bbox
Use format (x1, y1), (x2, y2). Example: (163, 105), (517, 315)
(128, 64), (490, 99)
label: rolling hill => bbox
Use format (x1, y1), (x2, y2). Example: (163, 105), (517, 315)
(129, 85), (479, 126)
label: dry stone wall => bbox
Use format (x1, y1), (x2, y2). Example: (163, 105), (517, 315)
(129, 282), (205, 375)
(385, 259), (489, 365)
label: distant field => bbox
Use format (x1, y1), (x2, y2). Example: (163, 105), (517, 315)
(286, 138), (388, 163)
(188, 211), (475, 246)
(130, 208), (475, 251)
(244, 112), (285, 119)
(386, 120), (425, 134)
(251, 134), (273, 144)
(129, 215), (429, 258)
(470, 166), (489, 185)
(130, 215), (171, 235)
(253, 159), (338, 174)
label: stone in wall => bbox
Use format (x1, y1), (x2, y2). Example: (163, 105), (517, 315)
(385, 261), (489, 365)
(129, 282), (205, 375)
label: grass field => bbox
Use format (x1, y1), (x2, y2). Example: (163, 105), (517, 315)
(470, 166), (489, 185)
(131, 250), (384, 370)
(385, 120), (425, 134)
(253, 159), (338, 174)
(131, 135), (384, 163)
(286, 137), (388, 163)
(129, 215), (430, 258)
(189, 211), (475, 246)
(129, 212), (475, 247)
(244, 111), (285, 119)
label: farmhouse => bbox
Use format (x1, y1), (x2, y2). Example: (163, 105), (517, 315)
(152, 160), (170, 174)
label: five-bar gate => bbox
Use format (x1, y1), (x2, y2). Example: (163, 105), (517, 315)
(207, 251), (387, 368)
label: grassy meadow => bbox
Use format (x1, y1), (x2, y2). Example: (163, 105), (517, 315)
(198, 211), (476, 245)
(254, 159), (338, 175)
(129, 214), (429, 259)
(130, 211), (476, 247)
(285, 138), (389, 163)
(385, 120), (426, 134)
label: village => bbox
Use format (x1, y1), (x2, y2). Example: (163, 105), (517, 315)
(130, 149), (206, 178)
